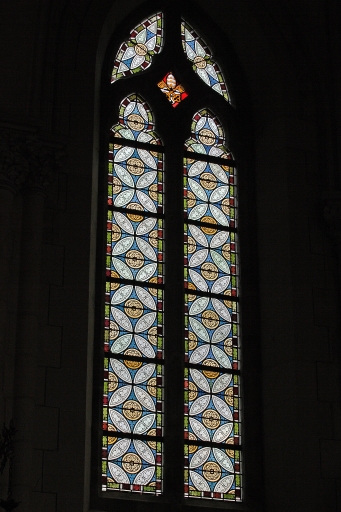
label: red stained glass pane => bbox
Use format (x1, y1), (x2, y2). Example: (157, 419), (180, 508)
(157, 72), (188, 107)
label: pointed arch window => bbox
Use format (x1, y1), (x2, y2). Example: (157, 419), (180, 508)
(181, 21), (229, 101)
(111, 13), (164, 83)
(99, 8), (242, 505)
(184, 109), (240, 500)
(102, 93), (164, 494)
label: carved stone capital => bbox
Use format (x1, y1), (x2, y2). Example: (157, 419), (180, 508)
(324, 192), (341, 245)
(0, 131), (30, 191)
(25, 136), (64, 190)
(0, 129), (64, 192)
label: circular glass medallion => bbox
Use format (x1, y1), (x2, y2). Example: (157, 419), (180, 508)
(108, 372), (118, 392)
(122, 452), (142, 473)
(126, 250), (144, 269)
(202, 409), (220, 429)
(147, 429), (157, 449)
(135, 42), (148, 56)
(124, 298), (143, 318)
(149, 183), (158, 201)
(127, 203), (144, 221)
(188, 432), (198, 453)
(202, 359), (220, 379)
(201, 262), (218, 281)
(127, 114), (144, 132)
(188, 330), (198, 350)
(123, 400), (143, 420)
(147, 377), (157, 397)
(148, 326), (157, 346)
(187, 236), (197, 254)
(194, 55), (207, 69)
(200, 172), (217, 190)
(201, 216), (217, 235)
(225, 386), (234, 406)
(187, 190), (196, 208)
(202, 309), (219, 329)
(112, 176), (122, 195)
(203, 461), (221, 482)
(127, 158), (144, 175)
(124, 348), (142, 369)
(188, 381), (198, 401)
(199, 128), (215, 146)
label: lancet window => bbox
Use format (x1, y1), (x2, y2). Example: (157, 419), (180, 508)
(102, 94), (164, 494)
(99, 9), (242, 504)
(183, 109), (241, 500)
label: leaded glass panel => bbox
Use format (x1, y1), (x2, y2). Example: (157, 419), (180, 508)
(104, 11), (243, 501)
(112, 13), (164, 83)
(102, 94), (164, 495)
(181, 20), (229, 102)
(184, 109), (241, 501)
(157, 72), (188, 107)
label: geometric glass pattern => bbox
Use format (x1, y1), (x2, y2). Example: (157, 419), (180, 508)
(157, 71), (188, 107)
(102, 94), (164, 495)
(181, 20), (229, 102)
(183, 109), (241, 500)
(111, 13), (164, 83)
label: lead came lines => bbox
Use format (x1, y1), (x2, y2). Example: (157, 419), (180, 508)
(103, 94), (164, 494)
(184, 109), (241, 500)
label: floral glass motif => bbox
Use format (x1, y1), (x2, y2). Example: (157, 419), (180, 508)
(183, 109), (241, 500)
(111, 13), (164, 83)
(181, 20), (229, 102)
(157, 72), (188, 107)
(102, 94), (164, 495)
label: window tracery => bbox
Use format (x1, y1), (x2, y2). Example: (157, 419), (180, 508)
(181, 20), (229, 101)
(100, 10), (241, 504)
(111, 13), (164, 83)
(102, 94), (164, 494)
(184, 109), (241, 500)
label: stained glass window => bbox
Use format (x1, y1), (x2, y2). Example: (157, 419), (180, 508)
(183, 109), (241, 500)
(157, 72), (188, 107)
(181, 20), (229, 102)
(111, 13), (164, 83)
(102, 94), (164, 495)
(103, 11), (243, 504)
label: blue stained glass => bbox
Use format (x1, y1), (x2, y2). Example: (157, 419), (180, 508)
(185, 109), (229, 156)
(106, 436), (162, 490)
(112, 94), (161, 144)
(106, 283), (163, 358)
(108, 143), (163, 213)
(107, 358), (162, 433)
(184, 109), (241, 501)
(103, 94), (164, 495)
(184, 224), (237, 294)
(185, 445), (241, 499)
(112, 14), (164, 83)
(107, 212), (163, 284)
(184, 163), (235, 225)
(181, 20), (229, 101)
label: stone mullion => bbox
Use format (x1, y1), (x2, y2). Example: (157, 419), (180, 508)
(163, 132), (185, 504)
(324, 193), (341, 288)
(324, 192), (341, 487)
(11, 185), (46, 511)
(0, 131), (31, 435)
(5, 134), (63, 511)
(0, 181), (18, 432)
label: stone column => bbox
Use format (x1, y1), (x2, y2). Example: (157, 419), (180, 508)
(324, 192), (341, 285)
(9, 137), (62, 511)
(0, 130), (29, 430)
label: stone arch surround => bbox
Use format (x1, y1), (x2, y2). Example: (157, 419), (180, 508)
(0, 1), (340, 511)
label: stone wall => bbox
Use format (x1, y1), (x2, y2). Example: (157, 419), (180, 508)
(0, 1), (340, 511)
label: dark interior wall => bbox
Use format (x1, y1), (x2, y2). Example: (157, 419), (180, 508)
(0, 1), (340, 511)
